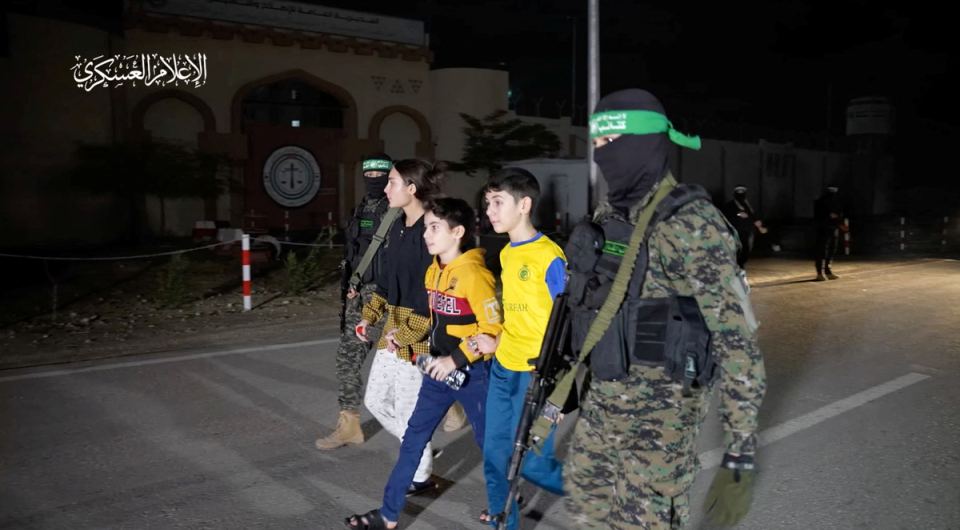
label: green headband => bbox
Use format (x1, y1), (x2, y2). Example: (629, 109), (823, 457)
(363, 159), (392, 171)
(589, 110), (702, 150)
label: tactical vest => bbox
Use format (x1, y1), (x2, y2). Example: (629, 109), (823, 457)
(345, 196), (390, 285)
(565, 184), (721, 394)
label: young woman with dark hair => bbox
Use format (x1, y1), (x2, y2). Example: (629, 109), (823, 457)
(353, 159), (447, 499)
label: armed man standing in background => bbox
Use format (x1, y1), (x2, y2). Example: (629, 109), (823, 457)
(813, 186), (844, 281)
(723, 185), (767, 269)
(559, 89), (767, 529)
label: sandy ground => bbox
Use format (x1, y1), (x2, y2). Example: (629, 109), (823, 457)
(0, 244), (939, 372)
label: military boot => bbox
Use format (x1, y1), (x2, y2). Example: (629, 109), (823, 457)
(442, 402), (469, 432)
(315, 410), (364, 450)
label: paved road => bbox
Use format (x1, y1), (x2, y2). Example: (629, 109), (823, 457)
(2, 259), (958, 530)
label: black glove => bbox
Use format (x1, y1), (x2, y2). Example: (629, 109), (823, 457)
(704, 454), (756, 526)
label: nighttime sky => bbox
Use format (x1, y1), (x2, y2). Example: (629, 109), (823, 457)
(311, 0), (956, 138)
(10, 0), (954, 184)
(23, 0), (953, 134)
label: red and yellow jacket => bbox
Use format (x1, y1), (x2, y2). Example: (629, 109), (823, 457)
(424, 248), (503, 368)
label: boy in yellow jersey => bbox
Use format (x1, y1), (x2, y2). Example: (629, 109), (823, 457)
(472, 167), (567, 530)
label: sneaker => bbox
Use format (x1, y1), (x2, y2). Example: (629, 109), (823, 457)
(826, 273), (840, 280)
(815, 274), (827, 282)
(406, 480), (437, 497)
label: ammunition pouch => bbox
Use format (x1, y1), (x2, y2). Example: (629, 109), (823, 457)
(564, 183), (720, 389)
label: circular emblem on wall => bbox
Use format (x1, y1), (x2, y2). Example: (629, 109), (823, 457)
(262, 146), (322, 208)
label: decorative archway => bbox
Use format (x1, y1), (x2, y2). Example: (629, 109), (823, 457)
(131, 89), (217, 133)
(230, 69), (358, 139)
(368, 105), (434, 158)
(129, 89), (219, 223)
(231, 69), (365, 226)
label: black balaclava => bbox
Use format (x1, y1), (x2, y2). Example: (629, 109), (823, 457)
(734, 186), (748, 208)
(361, 153), (392, 200)
(591, 89), (700, 212)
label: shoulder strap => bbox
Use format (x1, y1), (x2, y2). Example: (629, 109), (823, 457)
(578, 180), (713, 363)
(575, 176), (676, 364)
(349, 207), (401, 288)
(545, 178), (708, 409)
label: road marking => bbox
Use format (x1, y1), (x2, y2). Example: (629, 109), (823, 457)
(909, 364), (949, 376)
(699, 372), (931, 469)
(751, 259), (944, 289)
(0, 337), (340, 383)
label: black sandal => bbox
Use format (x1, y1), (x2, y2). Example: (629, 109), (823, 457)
(344, 508), (393, 530)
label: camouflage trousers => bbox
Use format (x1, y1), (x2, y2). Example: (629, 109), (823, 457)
(336, 284), (381, 411)
(563, 365), (711, 530)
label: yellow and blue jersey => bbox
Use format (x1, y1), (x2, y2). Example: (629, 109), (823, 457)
(496, 232), (567, 372)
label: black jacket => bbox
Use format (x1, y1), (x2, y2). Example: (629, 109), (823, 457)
(814, 193), (843, 231)
(375, 212), (432, 318)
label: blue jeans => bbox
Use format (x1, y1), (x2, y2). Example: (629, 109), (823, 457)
(483, 358), (563, 530)
(380, 360), (490, 522)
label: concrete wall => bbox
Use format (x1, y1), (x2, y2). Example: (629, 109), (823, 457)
(380, 112), (420, 162)
(0, 14), (126, 248)
(508, 159), (590, 229)
(429, 68), (509, 204)
(513, 114), (589, 158)
(367, 112), (422, 206)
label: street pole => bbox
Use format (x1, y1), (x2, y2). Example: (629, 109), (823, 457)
(587, 0), (600, 213)
(571, 17), (577, 125)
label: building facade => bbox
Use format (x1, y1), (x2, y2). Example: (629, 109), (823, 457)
(1, 1), (507, 246)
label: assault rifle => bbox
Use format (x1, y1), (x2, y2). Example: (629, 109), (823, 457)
(496, 291), (575, 530)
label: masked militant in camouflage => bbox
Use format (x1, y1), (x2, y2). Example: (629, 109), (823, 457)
(561, 89), (767, 529)
(315, 153), (396, 451)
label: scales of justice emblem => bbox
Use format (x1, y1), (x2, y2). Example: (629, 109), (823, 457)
(262, 146), (322, 208)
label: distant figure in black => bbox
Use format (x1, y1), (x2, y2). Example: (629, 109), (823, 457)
(813, 186), (845, 281)
(723, 185), (767, 268)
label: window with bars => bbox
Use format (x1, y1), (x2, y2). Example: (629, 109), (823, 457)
(241, 79), (345, 129)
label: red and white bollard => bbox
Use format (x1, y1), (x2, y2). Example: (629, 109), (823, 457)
(900, 217), (906, 251)
(242, 233), (252, 311)
(474, 216), (481, 248)
(843, 218), (850, 255)
(284, 210), (290, 242)
(943, 216), (950, 251)
(555, 212), (562, 235)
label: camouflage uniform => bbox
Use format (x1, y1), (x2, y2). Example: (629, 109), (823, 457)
(564, 185), (767, 529)
(336, 196), (390, 412)
(336, 282), (382, 411)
